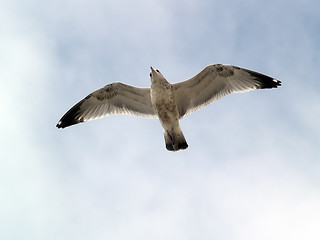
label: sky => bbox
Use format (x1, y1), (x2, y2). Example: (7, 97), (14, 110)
(1, 0), (320, 239)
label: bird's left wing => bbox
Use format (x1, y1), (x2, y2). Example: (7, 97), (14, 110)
(173, 64), (281, 118)
(56, 82), (156, 128)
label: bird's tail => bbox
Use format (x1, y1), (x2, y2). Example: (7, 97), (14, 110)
(164, 129), (188, 151)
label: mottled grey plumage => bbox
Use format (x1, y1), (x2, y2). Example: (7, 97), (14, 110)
(57, 64), (281, 151)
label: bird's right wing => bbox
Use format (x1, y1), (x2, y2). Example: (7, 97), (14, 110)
(56, 82), (157, 128)
(173, 64), (281, 118)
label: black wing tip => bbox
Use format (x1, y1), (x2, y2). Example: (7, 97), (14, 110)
(274, 79), (281, 87)
(56, 119), (80, 129)
(263, 78), (281, 89)
(247, 70), (282, 89)
(56, 117), (84, 129)
(56, 102), (84, 129)
(56, 121), (63, 128)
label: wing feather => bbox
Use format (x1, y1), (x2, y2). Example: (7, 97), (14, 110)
(56, 82), (156, 128)
(173, 64), (281, 117)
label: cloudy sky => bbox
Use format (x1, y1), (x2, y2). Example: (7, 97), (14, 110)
(1, 0), (320, 239)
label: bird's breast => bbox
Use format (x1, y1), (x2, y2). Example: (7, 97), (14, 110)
(150, 83), (179, 124)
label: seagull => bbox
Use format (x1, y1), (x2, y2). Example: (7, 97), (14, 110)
(56, 64), (281, 151)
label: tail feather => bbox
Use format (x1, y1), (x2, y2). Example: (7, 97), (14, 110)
(164, 130), (188, 151)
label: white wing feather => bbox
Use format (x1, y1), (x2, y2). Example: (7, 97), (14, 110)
(173, 64), (281, 117)
(57, 82), (156, 128)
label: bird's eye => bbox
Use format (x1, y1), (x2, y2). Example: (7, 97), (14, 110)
(149, 73), (152, 77)
(156, 69), (160, 73)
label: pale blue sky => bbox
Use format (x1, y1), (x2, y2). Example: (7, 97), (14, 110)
(1, 0), (320, 239)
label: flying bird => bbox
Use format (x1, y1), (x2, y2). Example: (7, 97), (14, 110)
(56, 64), (281, 151)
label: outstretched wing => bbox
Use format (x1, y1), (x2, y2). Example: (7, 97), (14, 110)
(56, 82), (156, 128)
(173, 64), (281, 118)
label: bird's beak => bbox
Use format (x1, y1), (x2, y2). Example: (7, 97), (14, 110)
(150, 66), (155, 72)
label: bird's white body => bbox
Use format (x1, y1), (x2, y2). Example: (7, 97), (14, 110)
(57, 64), (281, 151)
(150, 67), (188, 150)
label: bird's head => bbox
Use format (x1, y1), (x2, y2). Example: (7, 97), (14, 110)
(150, 67), (165, 83)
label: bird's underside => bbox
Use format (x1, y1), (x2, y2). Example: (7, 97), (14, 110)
(57, 64), (281, 151)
